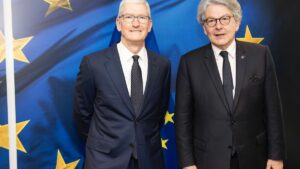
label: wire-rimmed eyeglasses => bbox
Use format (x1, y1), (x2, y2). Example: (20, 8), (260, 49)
(119, 14), (151, 24)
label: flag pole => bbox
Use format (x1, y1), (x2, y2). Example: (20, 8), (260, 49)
(3, 0), (18, 168)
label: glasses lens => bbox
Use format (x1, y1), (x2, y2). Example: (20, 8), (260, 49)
(206, 19), (216, 27)
(138, 16), (149, 23)
(123, 15), (134, 22)
(220, 16), (231, 25)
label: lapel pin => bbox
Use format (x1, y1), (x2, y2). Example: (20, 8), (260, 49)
(241, 55), (246, 59)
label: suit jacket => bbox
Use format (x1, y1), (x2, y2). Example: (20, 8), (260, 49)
(74, 45), (170, 169)
(175, 41), (285, 169)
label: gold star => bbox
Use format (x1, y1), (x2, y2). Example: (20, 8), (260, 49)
(56, 150), (80, 169)
(237, 25), (264, 44)
(0, 120), (30, 153)
(164, 111), (174, 125)
(161, 138), (168, 150)
(44, 0), (73, 16)
(0, 32), (33, 64)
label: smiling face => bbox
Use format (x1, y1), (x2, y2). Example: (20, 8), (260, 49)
(202, 4), (240, 50)
(116, 2), (152, 46)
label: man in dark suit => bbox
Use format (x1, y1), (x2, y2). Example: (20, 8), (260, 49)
(73, 0), (170, 169)
(175, 0), (285, 169)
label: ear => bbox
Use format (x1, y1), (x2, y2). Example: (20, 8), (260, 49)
(235, 20), (241, 32)
(202, 25), (207, 35)
(116, 18), (122, 32)
(147, 21), (153, 33)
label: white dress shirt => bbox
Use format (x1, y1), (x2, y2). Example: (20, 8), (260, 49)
(212, 40), (237, 97)
(117, 42), (148, 96)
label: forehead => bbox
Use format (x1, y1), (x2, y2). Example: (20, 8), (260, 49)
(205, 4), (232, 18)
(120, 3), (149, 15)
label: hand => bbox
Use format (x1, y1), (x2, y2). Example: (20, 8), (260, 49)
(183, 165), (197, 169)
(266, 159), (284, 169)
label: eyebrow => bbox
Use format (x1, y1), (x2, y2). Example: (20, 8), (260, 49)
(205, 14), (232, 19)
(121, 13), (149, 16)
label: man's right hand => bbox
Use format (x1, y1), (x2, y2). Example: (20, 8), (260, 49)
(183, 165), (197, 169)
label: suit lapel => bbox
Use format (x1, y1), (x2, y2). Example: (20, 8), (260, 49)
(233, 41), (247, 112)
(204, 45), (231, 112)
(138, 51), (159, 118)
(104, 45), (135, 117)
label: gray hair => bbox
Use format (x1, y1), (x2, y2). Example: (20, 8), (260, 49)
(118, 0), (151, 18)
(197, 0), (242, 24)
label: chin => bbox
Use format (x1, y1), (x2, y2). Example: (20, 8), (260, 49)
(129, 38), (144, 42)
(213, 40), (229, 46)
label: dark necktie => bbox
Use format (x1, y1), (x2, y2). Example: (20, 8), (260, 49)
(131, 55), (143, 115)
(220, 51), (234, 111)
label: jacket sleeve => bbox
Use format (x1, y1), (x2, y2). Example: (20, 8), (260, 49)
(264, 46), (286, 160)
(159, 60), (171, 129)
(73, 56), (96, 142)
(175, 56), (195, 167)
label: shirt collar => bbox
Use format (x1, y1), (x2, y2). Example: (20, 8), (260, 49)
(212, 40), (236, 60)
(117, 42), (147, 63)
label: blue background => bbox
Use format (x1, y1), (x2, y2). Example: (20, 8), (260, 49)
(0, 0), (299, 168)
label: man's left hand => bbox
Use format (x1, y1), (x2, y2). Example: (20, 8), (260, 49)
(266, 159), (284, 169)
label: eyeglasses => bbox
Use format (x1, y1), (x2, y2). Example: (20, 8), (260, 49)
(119, 14), (151, 24)
(204, 15), (233, 27)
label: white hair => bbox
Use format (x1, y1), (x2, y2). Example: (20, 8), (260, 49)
(118, 0), (151, 18)
(197, 0), (242, 24)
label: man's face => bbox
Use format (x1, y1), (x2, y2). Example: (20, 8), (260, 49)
(116, 3), (152, 45)
(202, 4), (240, 50)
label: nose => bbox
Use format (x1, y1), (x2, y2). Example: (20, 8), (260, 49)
(216, 21), (223, 29)
(132, 18), (140, 27)
(215, 20), (223, 30)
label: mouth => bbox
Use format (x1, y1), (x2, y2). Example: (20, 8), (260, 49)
(214, 33), (226, 39)
(130, 30), (142, 32)
(215, 33), (226, 37)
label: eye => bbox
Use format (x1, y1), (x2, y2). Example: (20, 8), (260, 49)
(139, 16), (147, 20)
(221, 16), (230, 21)
(125, 15), (134, 19)
(206, 19), (215, 24)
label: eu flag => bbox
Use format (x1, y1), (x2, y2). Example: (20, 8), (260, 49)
(0, 0), (285, 168)
(0, 1), (122, 168)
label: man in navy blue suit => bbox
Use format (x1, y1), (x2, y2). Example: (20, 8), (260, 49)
(74, 0), (170, 169)
(175, 0), (285, 169)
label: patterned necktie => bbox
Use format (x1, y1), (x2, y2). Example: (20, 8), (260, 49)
(131, 55), (143, 115)
(220, 51), (234, 111)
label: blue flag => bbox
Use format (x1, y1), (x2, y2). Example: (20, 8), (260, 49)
(0, 1), (121, 168)
(0, 0), (277, 168)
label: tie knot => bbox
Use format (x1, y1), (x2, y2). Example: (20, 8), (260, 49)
(132, 55), (140, 62)
(220, 51), (228, 58)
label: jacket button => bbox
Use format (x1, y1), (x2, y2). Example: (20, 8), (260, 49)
(231, 120), (236, 125)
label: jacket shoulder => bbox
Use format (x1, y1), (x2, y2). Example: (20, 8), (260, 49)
(181, 43), (211, 61)
(83, 45), (116, 62)
(237, 40), (268, 52)
(148, 49), (170, 66)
